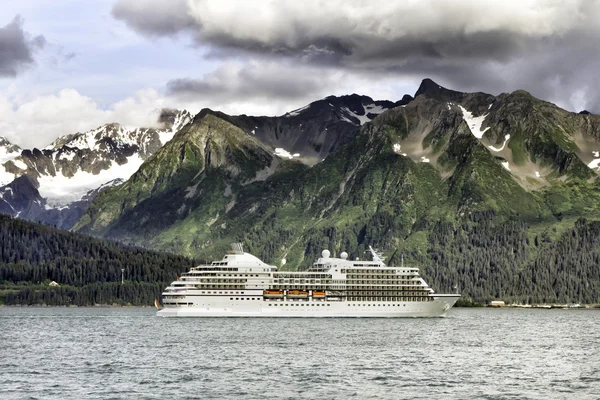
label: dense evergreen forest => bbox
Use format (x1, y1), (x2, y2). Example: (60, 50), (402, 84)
(2, 211), (600, 306)
(419, 213), (600, 305)
(0, 214), (194, 306)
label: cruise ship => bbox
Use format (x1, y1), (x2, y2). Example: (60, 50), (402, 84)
(156, 244), (460, 317)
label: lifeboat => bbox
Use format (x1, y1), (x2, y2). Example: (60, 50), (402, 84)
(263, 289), (284, 298)
(286, 289), (309, 298)
(312, 291), (326, 298)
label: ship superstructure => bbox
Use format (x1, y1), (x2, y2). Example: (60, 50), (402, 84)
(156, 244), (460, 317)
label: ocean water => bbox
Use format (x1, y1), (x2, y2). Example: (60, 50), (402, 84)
(0, 307), (599, 400)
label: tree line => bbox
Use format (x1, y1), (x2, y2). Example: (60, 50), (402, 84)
(0, 214), (194, 306)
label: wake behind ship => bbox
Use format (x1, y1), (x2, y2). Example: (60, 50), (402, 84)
(156, 244), (460, 317)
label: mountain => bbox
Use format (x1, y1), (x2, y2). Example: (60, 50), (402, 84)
(0, 137), (21, 164)
(73, 79), (600, 304)
(0, 214), (193, 306)
(0, 109), (192, 228)
(206, 94), (411, 165)
(75, 109), (280, 238)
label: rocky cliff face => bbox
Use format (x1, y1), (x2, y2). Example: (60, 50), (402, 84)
(219, 94), (412, 165)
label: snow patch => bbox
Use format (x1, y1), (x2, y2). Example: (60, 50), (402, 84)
(58, 151), (76, 162)
(588, 158), (600, 170)
(488, 134), (511, 152)
(38, 153), (144, 207)
(364, 104), (386, 115)
(588, 151), (600, 170)
(459, 105), (490, 139)
(501, 161), (511, 171)
(0, 148), (19, 164)
(11, 159), (27, 170)
(392, 143), (407, 156)
(341, 107), (370, 126)
(274, 148), (300, 159)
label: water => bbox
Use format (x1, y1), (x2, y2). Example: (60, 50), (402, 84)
(0, 308), (599, 400)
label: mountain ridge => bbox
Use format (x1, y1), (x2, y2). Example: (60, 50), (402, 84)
(70, 78), (600, 304)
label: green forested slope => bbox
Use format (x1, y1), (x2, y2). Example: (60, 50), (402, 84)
(70, 81), (600, 305)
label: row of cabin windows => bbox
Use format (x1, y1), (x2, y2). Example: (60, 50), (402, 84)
(274, 274), (331, 279)
(346, 291), (430, 297)
(268, 303), (331, 307)
(229, 297), (260, 300)
(347, 303), (412, 307)
(347, 296), (432, 302)
(198, 291), (245, 294)
(194, 285), (246, 290)
(185, 273), (264, 278)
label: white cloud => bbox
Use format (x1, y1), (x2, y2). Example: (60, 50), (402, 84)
(0, 88), (170, 148)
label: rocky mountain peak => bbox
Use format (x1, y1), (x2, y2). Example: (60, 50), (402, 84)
(0, 136), (22, 163)
(158, 108), (193, 132)
(414, 78), (466, 102)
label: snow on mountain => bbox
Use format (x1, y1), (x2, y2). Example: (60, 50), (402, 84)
(0, 109), (192, 227)
(274, 148), (300, 159)
(0, 137), (21, 164)
(156, 109), (193, 146)
(341, 103), (389, 126)
(489, 135), (511, 152)
(458, 105), (491, 139)
(39, 153), (144, 207)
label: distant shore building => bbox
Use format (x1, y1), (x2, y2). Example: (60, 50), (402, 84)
(49, 281), (60, 287)
(490, 300), (505, 307)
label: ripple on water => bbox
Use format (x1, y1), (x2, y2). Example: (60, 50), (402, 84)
(1, 307), (600, 399)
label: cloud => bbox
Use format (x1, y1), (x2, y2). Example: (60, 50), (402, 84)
(0, 15), (45, 77)
(111, 0), (195, 36)
(165, 59), (407, 116)
(0, 88), (172, 149)
(166, 60), (342, 102)
(112, 0), (600, 112)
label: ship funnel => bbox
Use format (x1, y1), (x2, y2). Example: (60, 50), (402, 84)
(231, 243), (244, 254)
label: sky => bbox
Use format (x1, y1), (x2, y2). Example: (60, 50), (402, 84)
(1, 0), (600, 148)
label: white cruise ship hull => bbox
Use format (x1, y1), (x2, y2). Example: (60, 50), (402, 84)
(156, 295), (460, 318)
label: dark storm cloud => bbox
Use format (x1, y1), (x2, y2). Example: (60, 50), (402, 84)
(111, 0), (196, 36)
(0, 16), (45, 76)
(166, 61), (340, 102)
(112, 0), (600, 112)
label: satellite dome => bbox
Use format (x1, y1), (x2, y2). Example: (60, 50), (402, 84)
(340, 252), (348, 260)
(321, 249), (331, 259)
